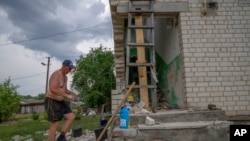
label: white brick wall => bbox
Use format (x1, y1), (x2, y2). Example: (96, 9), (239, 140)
(110, 0), (249, 116)
(180, 0), (250, 116)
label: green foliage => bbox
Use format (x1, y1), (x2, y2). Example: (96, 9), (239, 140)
(32, 112), (39, 120)
(42, 113), (48, 120)
(0, 120), (49, 140)
(21, 93), (45, 100)
(0, 78), (21, 122)
(14, 113), (32, 120)
(72, 45), (115, 108)
(37, 93), (45, 100)
(21, 95), (33, 99)
(72, 108), (81, 120)
(84, 90), (108, 108)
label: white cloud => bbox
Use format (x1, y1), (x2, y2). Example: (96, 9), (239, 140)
(76, 38), (114, 54)
(99, 0), (111, 19)
(0, 41), (78, 96)
(0, 44), (48, 95)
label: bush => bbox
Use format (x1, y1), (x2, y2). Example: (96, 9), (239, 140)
(0, 79), (21, 122)
(42, 113), (48, 120)
(14, 114), (32, 120)
(32, 112), (39, 120)
(72, 108), (81, 120)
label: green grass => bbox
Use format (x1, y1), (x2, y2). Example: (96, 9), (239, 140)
(0, 114), (102, 141)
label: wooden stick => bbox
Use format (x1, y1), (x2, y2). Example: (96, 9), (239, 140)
(96, 82), (136, 141)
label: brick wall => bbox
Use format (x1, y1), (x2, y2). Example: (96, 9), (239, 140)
(179, 0), (250, 116)
(110, 0), (250, 116)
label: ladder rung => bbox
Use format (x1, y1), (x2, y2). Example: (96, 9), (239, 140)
(126, 85), (156, 89)
(127, 63), (155, 66)
(128, 25), (153, 29)
(127, 43), (154, 47)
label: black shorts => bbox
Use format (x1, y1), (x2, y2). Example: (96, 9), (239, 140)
(44, 97), (72, 122)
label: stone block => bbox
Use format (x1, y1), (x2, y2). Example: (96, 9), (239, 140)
(113, 128), (138, 138)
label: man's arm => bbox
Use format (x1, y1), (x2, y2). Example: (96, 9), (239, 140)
(65, 89), (78, 100)
(64, 77), (78, 100)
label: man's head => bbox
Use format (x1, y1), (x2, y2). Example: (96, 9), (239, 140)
(62, 59), (76, 71)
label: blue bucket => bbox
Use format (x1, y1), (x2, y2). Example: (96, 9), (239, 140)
(100, 119), (107, 127)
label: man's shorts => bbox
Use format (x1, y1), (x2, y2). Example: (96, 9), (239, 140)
(44, 97), (72, 122)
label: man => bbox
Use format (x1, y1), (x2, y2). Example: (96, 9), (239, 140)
(45, 59), (76, 141)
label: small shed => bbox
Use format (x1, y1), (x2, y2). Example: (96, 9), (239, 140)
(20, 99), (45, 114)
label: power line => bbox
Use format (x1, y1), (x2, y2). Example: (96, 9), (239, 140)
(18, 86), (45, 95)
(10, 72), (46, 81)
(0, 23), (108, 46)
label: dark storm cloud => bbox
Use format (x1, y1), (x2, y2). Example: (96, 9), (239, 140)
(0, 0), (112, 61)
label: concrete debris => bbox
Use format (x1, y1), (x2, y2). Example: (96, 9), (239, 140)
(12, 135), (32, 141)
(145, 116), (155, 125)
(88, 109), (96, 115)
(113, 127), (138, 138)
(137, 101), (145, 109)
(11, 130), (96, 141)
(131, 101), (151, 114)
(138, 121), (232, 130)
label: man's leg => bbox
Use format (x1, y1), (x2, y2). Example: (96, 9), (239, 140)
(49, 121), (60, 141)
(60, 112), (75, 134)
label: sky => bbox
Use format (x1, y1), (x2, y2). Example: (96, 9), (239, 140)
(0, 0), (114, 96)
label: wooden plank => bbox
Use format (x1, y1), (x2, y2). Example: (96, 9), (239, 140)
(96, 82), (135, 141)
(135, 15), (149, 110)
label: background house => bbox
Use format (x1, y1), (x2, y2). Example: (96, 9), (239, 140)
(20, 99), (45, 114)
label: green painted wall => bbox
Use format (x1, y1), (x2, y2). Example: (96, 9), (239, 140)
(156, 53), (181, 109)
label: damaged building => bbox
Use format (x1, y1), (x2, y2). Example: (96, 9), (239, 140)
(103, 0), (250, 140)
(110, 0), (249, 120)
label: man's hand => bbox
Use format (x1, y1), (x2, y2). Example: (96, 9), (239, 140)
(66, 94), (75, 101)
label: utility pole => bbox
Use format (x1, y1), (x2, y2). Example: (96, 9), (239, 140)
(41, 57), (51, 94)
(45, 57), (50, 94)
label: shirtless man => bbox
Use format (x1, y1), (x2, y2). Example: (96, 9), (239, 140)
(44, 59), (76, 141)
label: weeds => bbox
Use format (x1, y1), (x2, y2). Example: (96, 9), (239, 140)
(0, 113), (101, 141)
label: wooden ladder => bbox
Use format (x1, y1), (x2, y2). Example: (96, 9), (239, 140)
(126, 0), (158, 112)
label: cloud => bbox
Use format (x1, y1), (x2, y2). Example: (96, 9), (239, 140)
(0, 0), (113, 96)
(76, 38), (114, 54)
(0, 44), (48, 94)
(0, 0), (112, 60)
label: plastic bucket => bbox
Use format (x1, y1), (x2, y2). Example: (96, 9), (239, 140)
(100, 119), (107, 127)
(72, 126), (82, 137)
(94, 127), (107, 141)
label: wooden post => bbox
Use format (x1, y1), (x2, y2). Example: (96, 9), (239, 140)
(135, 15), (149, 110)
(96, 82), (136, 141)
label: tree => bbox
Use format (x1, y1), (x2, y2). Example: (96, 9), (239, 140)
(72, 45), (115, 108)
(20, 93), (45, 100)
(37, 93), (45, 100)
(21, 95), (32, 99)
(0, 78), (21, 122)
